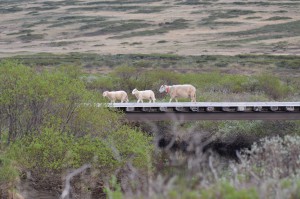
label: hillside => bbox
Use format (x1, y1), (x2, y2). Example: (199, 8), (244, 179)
(1, 0), (300, 57)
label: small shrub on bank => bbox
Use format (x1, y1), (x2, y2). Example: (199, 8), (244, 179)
(201, 181), (259, 199)
(7, 125), (153, 195)
(240, 135), (300, 179)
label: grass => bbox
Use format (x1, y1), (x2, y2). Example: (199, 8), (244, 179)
(227, 20), (300, 37)
(130, 6), (167, 14)
(68, 5), (140, 12)
(199, 9), (255, 26)
(84, 21), (152, 36)
(245, 16), (262, 20)
(3, 53), (300, 74)
(111, 18), (189, 39)
(176, 0), (213, 5)
(265, 16), (292, 21)
(81, 0), (162, 5)
(211, 34), (287, 46)
(17, 33), (44, 42)
(0, 6), (22, 13)
(48, 41), (78, 47)
(49, 16), (109, 28)
(28, 6), (59, 11)
(231, 1), (300, 6)
(7, 29), (34, 36)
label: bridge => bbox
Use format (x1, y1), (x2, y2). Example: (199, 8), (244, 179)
(107, 102), (300, 121)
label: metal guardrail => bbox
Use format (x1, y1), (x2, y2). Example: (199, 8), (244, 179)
(105, 102), (300, 121)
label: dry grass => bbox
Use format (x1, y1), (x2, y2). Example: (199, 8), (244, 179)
(0, 0), (300, 57)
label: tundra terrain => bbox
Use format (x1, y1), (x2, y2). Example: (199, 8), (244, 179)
(1, 0), (300, 57)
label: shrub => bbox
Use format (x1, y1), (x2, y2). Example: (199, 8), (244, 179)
(201, 181), (259, 199)
(8, 125), (153, 194)
(240, 135), (300, 179)
(0, 154), (19, 191)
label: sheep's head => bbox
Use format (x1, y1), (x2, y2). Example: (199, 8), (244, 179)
(102, 91), (108, 97)
(159, 85), (166, 93)
(132, 88), (138, 95)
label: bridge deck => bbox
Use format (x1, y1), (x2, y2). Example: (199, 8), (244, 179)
(104, 102), (300, 121)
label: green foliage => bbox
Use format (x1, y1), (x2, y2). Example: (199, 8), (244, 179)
(107, 125), (153, 169)
(8, 125), (153, 175)
(254, 73), (291, 99)
(0, 60), (155, 195)
(4, 53), (300, 73)
(201, 181), (259, 199)
(104, 176), (123, 199)
(110, 65), (179, 94)
(112, 65), (140, 91)
(0, 61), (123, 141)
(276, 59), (300, 69)
(0, 154), (19, 189)
(228, 20), (300, 37)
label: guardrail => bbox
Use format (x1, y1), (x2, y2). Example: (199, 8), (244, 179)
(105, 102), (300, 121)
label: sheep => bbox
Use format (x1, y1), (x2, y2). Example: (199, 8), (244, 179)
(132, 88), (156, 103)
(102, 91), (129, 103)
(159, 84), (196, 102)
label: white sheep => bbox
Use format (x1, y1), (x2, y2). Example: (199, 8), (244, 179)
(102, 91), (129, 103)
(132, 88), (156, 103)
(159, 84), (196, 102)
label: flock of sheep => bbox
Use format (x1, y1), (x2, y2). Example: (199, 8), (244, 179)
(103, 84), (197, 103)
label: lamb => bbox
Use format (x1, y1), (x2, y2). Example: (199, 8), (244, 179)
(102, 91), (129, 103)
(159, 84), (196, 102)
(132, 88), (156, 103)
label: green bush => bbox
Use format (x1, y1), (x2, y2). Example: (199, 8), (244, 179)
(201, 181), (259, 199)
(255, 74), (291, 99)
(5, 125), (153, 195)
(8, 125), (153, 175)
(0, 154), (19, 190)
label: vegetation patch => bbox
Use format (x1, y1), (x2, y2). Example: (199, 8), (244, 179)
(0, 6), (22, 14)
(199, 9), (255, 26)
(245, 16), (262, 20)
(50, 16), (108, 28)
(231, 1), (300, 6)
(265, 16), (292, 21)
(84, 21), (152, 36)
(68, 5), (140, 12)
(7, 29), (34, 36)
(130, 6), (167, 13)
(227, 20), (300, 37)
(176, 0), (213, 5)
(17, 33), (45, 42)
(81, 0), (162, 5)
(112, 18), (189, 39)
(22, 19), (51, 28)
(47, 41), (78, 47)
